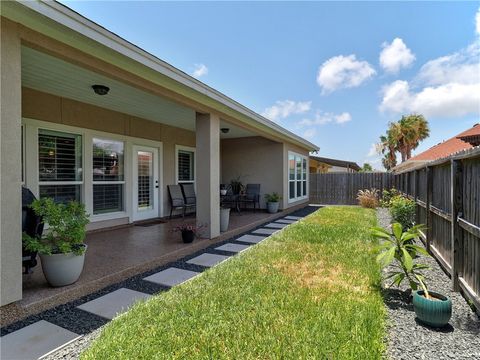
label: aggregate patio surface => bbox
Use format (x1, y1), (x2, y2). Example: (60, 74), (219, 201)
(0, 206), (316, 360)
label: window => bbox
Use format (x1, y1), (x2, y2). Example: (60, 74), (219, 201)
(288, 152), (307, 202)
(38, 129), (82, 203)
(176, 146), (195, 184)
(92, 138), (125, 214)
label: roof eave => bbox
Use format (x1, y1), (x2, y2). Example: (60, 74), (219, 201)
(4, 0), (319, 151)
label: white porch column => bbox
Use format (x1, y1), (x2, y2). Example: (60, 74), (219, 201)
(0, 19), (22, 305)
(195, 113), (220, 238)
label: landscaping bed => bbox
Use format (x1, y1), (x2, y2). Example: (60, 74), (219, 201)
(377, 208), (480, 360)
(81, 207), (386, 359)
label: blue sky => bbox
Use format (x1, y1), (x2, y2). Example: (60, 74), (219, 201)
(61, 1), (480, 169)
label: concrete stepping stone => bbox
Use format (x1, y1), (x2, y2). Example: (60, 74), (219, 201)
(236, 234), (266, 244)
(143, 267), (199, 287)
(215, 243), (250, 253)
(275, 219), (296, 224)
(252, 228), (277, 235)
(284, 215), (302, 220)
(264, 222), (287, 229)
(77, 288), (151, 320)
(187, 253), (230, 267)
(0, 320), (80, 360)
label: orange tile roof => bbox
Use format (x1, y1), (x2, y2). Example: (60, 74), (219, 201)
(409, 124), (480, 161)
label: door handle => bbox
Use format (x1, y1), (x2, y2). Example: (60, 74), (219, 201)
(155, 180), (159, 189)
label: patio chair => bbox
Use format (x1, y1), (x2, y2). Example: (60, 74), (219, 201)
(168, 185), (188, 219)
(220, 185), (239, 211)
(22, 187), (44, 274)
(181, 183), (196, 214)
(239, 184), (261, 212)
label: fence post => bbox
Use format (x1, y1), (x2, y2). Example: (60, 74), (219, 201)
(425, 166), (432, 252)
(414, 169), (419, 224)
(451, 159), (464, 291)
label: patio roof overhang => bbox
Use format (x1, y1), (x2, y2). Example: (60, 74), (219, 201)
(1, 0), (319, 151)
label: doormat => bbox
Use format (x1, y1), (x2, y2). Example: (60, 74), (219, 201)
(134, 219), (166, 227)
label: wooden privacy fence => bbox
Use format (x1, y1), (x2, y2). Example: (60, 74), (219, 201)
(309, 172), (394, 205)
(396, 147), (480, 309)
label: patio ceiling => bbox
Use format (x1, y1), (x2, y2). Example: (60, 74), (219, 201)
(21, 46), (255, 139)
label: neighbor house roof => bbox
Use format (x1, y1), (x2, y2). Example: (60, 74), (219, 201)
(393, 123), (480, 173)
(1, 0), (319, 152)
(310, 156), (361, 171)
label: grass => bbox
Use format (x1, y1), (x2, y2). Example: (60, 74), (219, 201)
(82, 207), (385, 359)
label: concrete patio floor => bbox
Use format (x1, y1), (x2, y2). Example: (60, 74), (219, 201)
(1, 207), (303, 327)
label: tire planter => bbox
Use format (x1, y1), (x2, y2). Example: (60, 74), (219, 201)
(220, 208), (230, 232)
(181, 230), (195, 243)
(413, 290), (452, 328)
(39, 245), (87, 287)
(267, 202), (279, 214)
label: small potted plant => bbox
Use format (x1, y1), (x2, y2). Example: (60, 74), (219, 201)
(22, 198), (90, 287)
(230, 176), (244, 195)
(172, 223), (205, 243)
(372, 223), (452, 328)
(265, 192), (282, 213)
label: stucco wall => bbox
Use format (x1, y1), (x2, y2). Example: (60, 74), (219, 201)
(22, 87), (195, 217)
(221, 137), (284, 209)
(0, 19), (23, 306)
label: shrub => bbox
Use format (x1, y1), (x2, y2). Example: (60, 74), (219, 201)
(265, 192), (282, 203)
(357, 188), (379, 208)
(390, 195), (416, 230)
(22, 198), (89, 255)
(371, 223), (430, 296)
(380, 188), (401, 208)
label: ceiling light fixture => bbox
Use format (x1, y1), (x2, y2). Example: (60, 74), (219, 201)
(221, 128), (230, 134)
(92, 84), (110, 96)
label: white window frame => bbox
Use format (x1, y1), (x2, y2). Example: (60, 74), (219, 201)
(37, 127), (84, 204)
(22, 118), (164, 222)
(287, 151), (308, 203)
(92, 137), (126, 215)
(175, 145), (196, 185)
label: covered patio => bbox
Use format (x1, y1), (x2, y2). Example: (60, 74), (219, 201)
(1, 207), (303, 326)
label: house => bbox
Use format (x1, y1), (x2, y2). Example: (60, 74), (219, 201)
(309, 156), (360, 173)
(393, 123), (480, 173)
(0, 1), (318, 306)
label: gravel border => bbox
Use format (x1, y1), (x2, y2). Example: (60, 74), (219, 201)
(377, 208), (480, 360)
(1, 206), (318, 360)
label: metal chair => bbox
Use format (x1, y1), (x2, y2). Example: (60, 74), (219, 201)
(22, 187), (44, 274)
(180, 183), (196, 207)
(240, 184), (261, 212)
(168, 185), (195, 219)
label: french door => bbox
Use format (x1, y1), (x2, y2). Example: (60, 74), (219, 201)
(132, 146), (159, 221)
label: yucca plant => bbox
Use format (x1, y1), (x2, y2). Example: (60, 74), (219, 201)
(372, 223), (431, 298)
(357, 188), (379, 208)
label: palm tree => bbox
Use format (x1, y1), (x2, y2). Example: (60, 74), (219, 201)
(378, 126), (398, 170)
(402, 114), (430, 159)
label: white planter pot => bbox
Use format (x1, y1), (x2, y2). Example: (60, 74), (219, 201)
(39, 245), (87, 287)
(267, 202), (280, 214)
(220, 208), (230, 232)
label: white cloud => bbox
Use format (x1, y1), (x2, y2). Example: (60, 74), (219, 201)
(303, 128), (317, 139)
(300, 111), (352, 126)
(379, 38), (415, 73)
(380, 41), (480, 118)
(367, 143), (378, 157)
(317, 55), (376, 94)
(262, 100), (311, 121)
(192, 63), (208, 78)
(415, 43), (479, 86)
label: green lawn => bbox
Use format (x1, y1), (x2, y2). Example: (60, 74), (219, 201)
(82, 207), (385, 359)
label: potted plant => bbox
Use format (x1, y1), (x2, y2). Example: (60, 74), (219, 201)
(230, 176), (244, 195)
(172, 223), (205, 243)
(372, 223), (452, 328)
(22, 198), (90, 287)
(265, 192), (282, 213)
